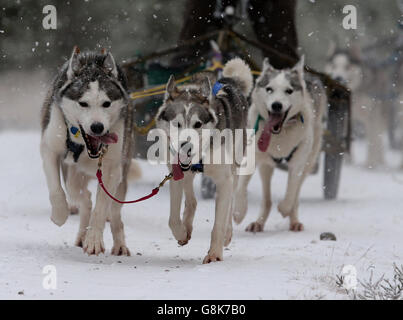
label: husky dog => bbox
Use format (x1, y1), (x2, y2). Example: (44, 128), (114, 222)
(325, 47), (387, 168)
(156, 58), (253, 263)
(234, 56), (326, 232)
(40, 47), (134, 256)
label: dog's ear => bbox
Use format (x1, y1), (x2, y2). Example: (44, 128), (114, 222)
(67, 46), (80, 79)
(292, 55), (305, 77)
(199, 76), (212, 102)
(103, 52), (118, 78)
(262, 57), (275, 73)
(165, 75), (179, 101)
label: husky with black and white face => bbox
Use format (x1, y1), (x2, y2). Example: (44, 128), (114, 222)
(156, 58), (253, 264)
(234, 56), (326, 233)
(40, 47), (134, 256)
(325, 52), (362, 91)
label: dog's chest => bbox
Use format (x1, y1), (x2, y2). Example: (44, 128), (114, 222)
(265, 120), (307, 159)
(63, 151), (98, 175)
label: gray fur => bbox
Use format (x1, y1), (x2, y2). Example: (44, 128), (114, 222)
(41, 51), (128, 133)
(159, 73), (249, 150)
(285, 72), (303, 92)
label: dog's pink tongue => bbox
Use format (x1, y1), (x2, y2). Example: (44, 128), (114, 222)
(172, 164), (184, 181)
(258, 116), (281, 152)
(99, 133), (118, 144)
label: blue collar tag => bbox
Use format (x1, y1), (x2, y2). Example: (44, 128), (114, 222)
(212, 81), (224, 96)
(70, 126), (80, 138)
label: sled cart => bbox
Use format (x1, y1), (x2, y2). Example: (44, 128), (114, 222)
(122, 10), (351, 201)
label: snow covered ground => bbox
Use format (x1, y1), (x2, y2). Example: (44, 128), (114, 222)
(0, 131), (402, 300)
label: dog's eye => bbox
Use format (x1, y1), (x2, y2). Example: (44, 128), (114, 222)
(79, 101), (88, 107)
(285, 89), (293, 95)
(266, 87), (273, 93)
(194, 121), (202, 129)
(102, 101), (111, 108)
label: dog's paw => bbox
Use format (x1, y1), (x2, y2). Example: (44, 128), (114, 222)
(169, 220), (191, 246)
(278, 200), (293, 218)
(111, 243), (131, 256)
(202, 253), (223, 264)
(69, 205), (79, 215)
(245, 221), (264, 233)
(289, 221), (304, 232)
(178, 230), (192, 246)
(75, 231), (86, 248)
(50, 194), (69, 227)
(83, 229), (105, 255)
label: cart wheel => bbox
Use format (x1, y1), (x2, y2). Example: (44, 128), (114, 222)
(201, 175), (216, 199)
(323, 88), (350, 200)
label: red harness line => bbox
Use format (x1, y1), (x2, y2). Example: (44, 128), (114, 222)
(96, 169), (170, 204)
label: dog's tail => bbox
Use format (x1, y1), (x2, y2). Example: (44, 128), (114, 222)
(128, 159), (142, 181)
(223, 58), (253, 96)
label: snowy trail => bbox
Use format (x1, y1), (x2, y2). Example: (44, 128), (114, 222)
(0, 131), (402, 299)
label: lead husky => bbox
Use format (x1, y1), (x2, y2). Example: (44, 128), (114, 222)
(234, 56), (325, 232)
(40, 47), (134, 256)
(156, 58), (253, 263)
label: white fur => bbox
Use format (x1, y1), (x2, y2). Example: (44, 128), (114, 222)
(41, 60), (132, 256)
(234, 57), (326, 232)
(61, 81), (124, 136)
(223, 57), (253, 96)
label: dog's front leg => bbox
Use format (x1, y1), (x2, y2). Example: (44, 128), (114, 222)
(245, 163), (274, 232)
(63, 165), (92, 246)
(181, 173), (196, 245)
(40, 142), (69, 226)
(278, 148), (309, 231)
(83, 163), (121, 255)
(203, 166), (232, 264)
(168, 178), (189, 245)
(233, 173), (253, 224)
(109, 179), (130, 256)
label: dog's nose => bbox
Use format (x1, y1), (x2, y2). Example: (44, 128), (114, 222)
(90, 122), (104, 135)
(271, 102), (283, 113)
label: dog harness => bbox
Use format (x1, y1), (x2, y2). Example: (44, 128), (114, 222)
(272, 146), (299, 165)
(212, 81), (225, 96)
(182, 161), (204, 173)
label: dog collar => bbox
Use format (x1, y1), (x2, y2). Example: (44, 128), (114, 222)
(212, 81), (224, 96)
(288, 113), (304, 124)
(180, 162), (204, 173)
(190, 162), (204, 173)
(254, 114), (264, 134)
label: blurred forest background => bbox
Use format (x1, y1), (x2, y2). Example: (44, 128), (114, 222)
(0, 0), (402, 129)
